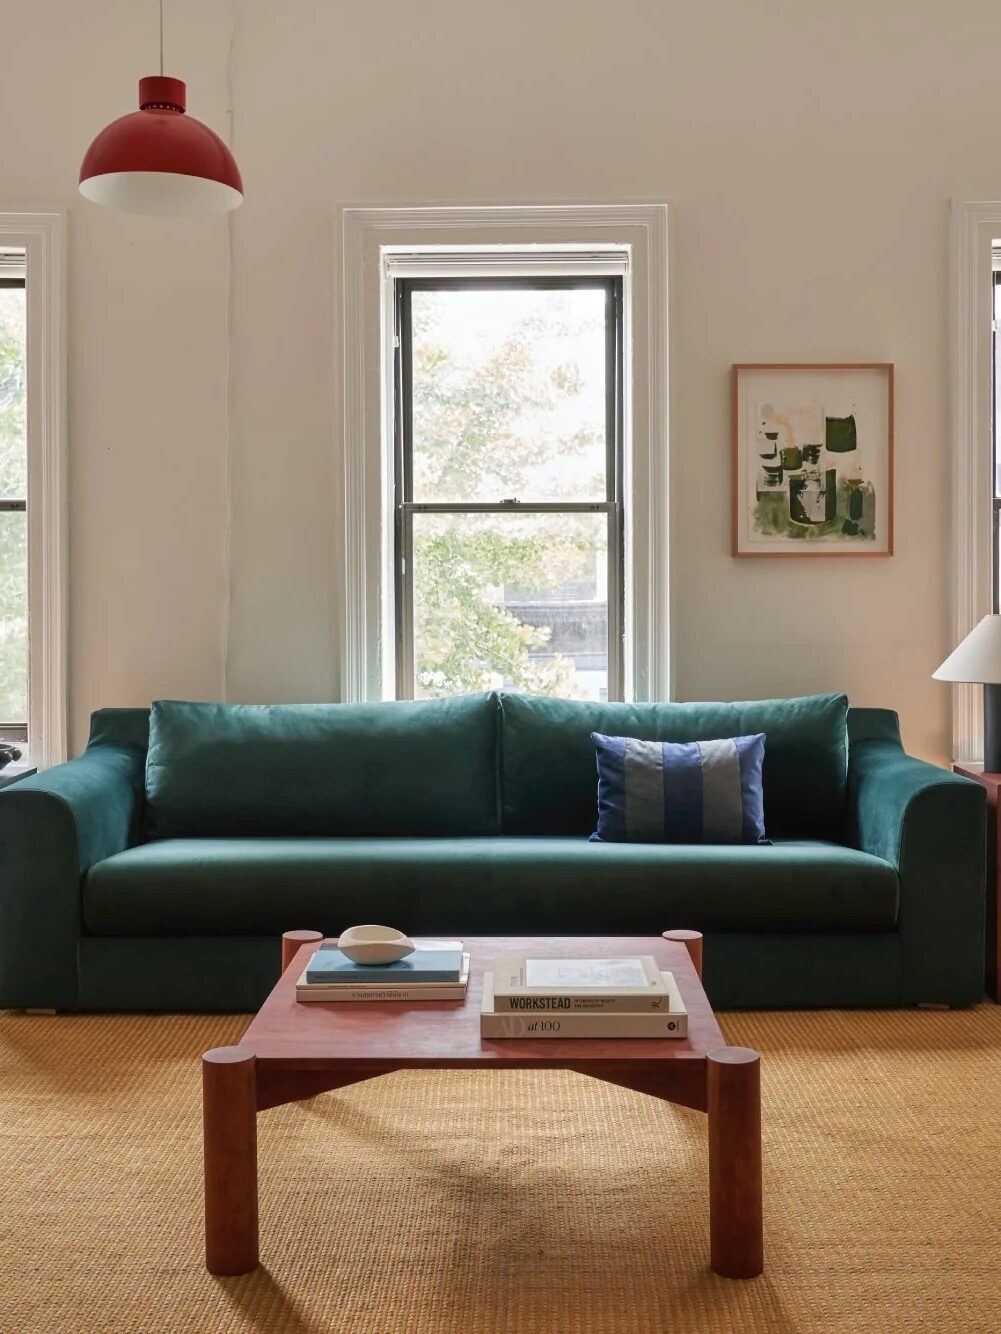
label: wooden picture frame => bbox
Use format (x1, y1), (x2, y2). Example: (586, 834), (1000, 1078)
(731, 363), (894, 557)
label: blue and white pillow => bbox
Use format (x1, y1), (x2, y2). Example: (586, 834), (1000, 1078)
(590, 732), (769, 845)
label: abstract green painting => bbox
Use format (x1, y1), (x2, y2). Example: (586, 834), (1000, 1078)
(732, 364), (893, 556)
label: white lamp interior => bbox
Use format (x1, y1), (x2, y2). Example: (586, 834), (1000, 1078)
(79, 171), (242, 217)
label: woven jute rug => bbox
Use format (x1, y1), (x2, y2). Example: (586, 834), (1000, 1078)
(1, 1006), (999, 1333)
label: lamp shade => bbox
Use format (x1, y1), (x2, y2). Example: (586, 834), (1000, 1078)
(79, 77), (242, 216)
(932, 614), (1001, 684)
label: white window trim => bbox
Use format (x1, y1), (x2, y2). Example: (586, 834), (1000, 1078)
(0, 213), (67, 768)
(338, 203), (670, 703)
(949, 200), (1001, 763)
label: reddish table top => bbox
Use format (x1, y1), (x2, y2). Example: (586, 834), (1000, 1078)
(955, 763), (1001, 791)
(240, 936), (726, 1071)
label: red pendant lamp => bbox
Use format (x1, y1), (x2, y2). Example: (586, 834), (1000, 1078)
(79, 1), (242, 216)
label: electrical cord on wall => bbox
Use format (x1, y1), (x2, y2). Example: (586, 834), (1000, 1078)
(220, 0), (237, 703)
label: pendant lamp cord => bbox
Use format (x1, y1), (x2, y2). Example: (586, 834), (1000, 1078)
(159, 0), (164, 75)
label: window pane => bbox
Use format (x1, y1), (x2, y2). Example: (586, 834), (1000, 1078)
(0, 510), (27, 724)
(412, 510), (609, 700)
(0, 286), (26, 500)
(410, 287), (607, 503)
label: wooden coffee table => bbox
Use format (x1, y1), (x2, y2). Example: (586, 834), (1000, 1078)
(202, 930), (762, 1280)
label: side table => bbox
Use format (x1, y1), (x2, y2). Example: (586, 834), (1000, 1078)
(0, 762), (36, 791)
(953, 763), (1000, 1002)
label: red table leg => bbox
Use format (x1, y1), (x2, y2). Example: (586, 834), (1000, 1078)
(707, 1046), (763, 1278)
(662, 929), (704, 980)
(203, 1045), (259, 1275)
(281, 929), (323, 974)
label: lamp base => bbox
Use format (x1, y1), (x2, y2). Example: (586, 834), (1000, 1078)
(984, 684), (1001, 773)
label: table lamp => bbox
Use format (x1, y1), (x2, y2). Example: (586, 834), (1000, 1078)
(933, 614), (1001, 771)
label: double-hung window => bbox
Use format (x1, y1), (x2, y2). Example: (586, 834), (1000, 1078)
(994, 265), (1001, 612)
(0, 256), (26, 747)
(392, 274), (624, 701)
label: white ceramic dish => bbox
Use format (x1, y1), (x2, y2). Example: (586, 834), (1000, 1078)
(337, 924), (415, 965)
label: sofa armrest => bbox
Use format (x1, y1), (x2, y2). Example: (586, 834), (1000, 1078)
(849, 722), (986, 1005)
(0, 747), (144, 1009)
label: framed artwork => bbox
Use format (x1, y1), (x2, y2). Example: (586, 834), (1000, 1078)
(731, 363), (893, 557)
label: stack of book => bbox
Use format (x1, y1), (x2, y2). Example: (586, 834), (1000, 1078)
(296, 939), (469, 1004)
(480, 954), (687, 1039)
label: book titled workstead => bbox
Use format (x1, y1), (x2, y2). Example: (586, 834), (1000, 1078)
(491, 954), (670, 1013)
(481, 971), (688, 1038)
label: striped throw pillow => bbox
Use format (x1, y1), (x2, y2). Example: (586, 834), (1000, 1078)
(590, 732), (769, 845)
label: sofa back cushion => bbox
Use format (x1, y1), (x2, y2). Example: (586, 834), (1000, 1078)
(88, 707), (151, 752)
(499, 692), (848, 840)
(145, 696), (500, 838)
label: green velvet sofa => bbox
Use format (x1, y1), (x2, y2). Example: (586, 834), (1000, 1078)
(0, 691), (986, 1012)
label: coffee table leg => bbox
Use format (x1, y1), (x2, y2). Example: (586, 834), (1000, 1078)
(662, 929), (703, 980)
(203, 1045), (259, 1275)
(281, 929), (323, 974)
(707, 1047), (762, 1278)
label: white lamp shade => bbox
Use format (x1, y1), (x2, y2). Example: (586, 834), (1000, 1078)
(933, 614), (1001, 684)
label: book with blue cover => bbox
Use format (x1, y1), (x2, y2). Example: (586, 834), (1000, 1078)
(305, 946), (464, 985)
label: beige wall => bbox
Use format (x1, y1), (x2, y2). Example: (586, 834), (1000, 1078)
(4, 0), (234, 755)
(7, 0), (1001, 759)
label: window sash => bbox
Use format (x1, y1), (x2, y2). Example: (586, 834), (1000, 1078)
(0, 276), (26, 509)
(384, 249), (629, 280)
(393, 273), (625, 701)
(995, 271), (1001, 614)
(0, 273), (27, 730)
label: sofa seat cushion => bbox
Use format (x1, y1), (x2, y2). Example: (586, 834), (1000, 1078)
(83, 837), (898, 937)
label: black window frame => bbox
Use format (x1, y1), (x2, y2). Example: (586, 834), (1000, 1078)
(0, 272), (27, 744)
(392, 273), (626, 702)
